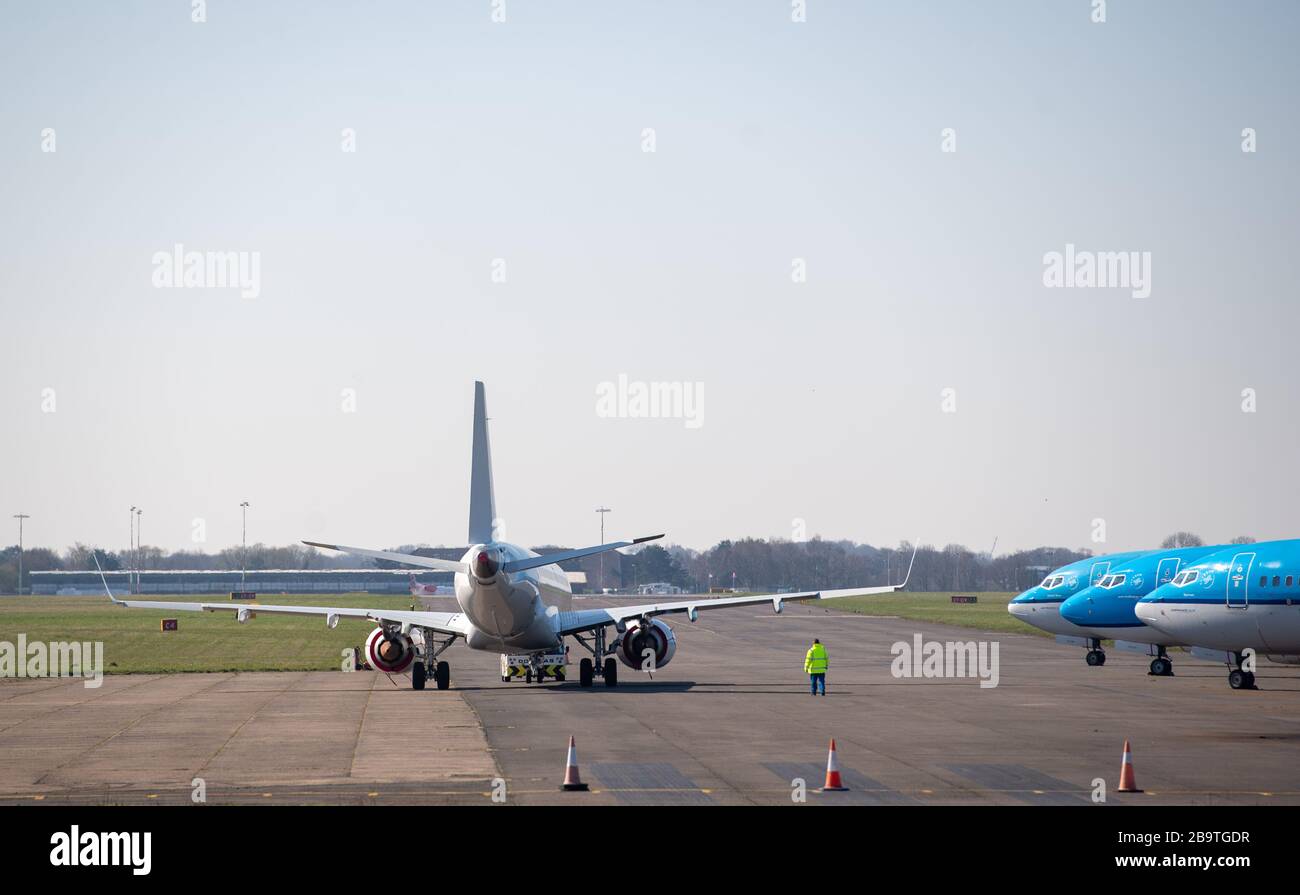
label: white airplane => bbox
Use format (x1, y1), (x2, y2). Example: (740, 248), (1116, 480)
(102, 382), (914, 690)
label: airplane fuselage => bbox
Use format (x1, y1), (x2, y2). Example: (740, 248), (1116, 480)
(1007, 551), (1147, 636)
(1056, 544), (1223, 644)
(454, 542), (572, 652)
(1137, 541), (1300, 656)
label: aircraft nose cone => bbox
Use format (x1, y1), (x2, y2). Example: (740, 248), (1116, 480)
(1059, 595), (1091, 625)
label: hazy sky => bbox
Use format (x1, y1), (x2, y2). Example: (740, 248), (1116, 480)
(2, 1), (1298, 557)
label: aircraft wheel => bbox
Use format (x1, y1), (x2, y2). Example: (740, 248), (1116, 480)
(579, 658), (593, 687)
(412, 663), (426, 690)
(434, 661), (450, 690)
(536, 670), (545, 684)
(556, 670), (565, 682)
(603, 657), (618, 687)
(1229, 669), (1247, 690)
(1149, 657), (1172, 677)
(1244, 671), (1256, 688)
(501, 675), (509, 683)
(525, 669), (533, 683)
(1085, 650), (1105, 667)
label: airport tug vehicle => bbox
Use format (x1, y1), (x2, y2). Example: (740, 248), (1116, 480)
(501, 650), (567, 683)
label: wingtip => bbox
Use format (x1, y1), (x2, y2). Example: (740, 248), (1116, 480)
(633, 533), (666, 544)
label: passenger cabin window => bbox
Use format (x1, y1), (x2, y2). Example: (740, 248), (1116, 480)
(1288, 576), (1294, 587)
(1260, 576), (1268, 587)
(1274, 576), (1281, 587)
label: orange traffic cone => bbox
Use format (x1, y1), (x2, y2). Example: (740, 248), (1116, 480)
(1117, 739), (1142, 793)
(821, 738), (849, 791)
(560, 736), (589, 791)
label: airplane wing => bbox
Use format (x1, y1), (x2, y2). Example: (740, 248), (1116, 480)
(556, 545), (918, 636)
(556, 584), (902, 635)
(107, 597), (469, 636)
(92, 555), (467, 636)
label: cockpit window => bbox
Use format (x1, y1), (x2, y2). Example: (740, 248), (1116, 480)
(1103, 574), (1126, 589)
(1041, 576), (1063, 589)
(1173, 570), (1199, 587)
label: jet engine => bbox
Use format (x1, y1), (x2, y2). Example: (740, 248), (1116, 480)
(365, 626), (416, 674)
(617, 619), (677, 671)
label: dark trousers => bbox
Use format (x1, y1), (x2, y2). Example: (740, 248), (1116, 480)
(809, 673), (825, 695)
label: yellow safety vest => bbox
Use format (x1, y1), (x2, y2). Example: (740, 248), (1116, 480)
(804, 643), (828, 674)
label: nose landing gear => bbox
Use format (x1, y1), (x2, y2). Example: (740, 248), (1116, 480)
(1148, 647), (1174, 677)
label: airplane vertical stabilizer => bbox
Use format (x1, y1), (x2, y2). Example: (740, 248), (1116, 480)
(468, 381), (497, 543)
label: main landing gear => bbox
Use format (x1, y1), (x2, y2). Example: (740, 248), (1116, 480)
(412, 629), (455, 691)
(573, 626), (620, 688)
(412, 660), (451, 690)
(1228, 652), (1257, 690)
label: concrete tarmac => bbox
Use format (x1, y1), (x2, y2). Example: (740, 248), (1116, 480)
(3, 600), (1298, 805)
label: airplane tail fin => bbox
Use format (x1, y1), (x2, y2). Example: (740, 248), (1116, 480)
(468, 381), (497, 544)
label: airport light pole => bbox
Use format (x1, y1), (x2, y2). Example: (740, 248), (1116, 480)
(129, 506), (136, 595)
(240, 501), (250, 591)
(596, 506), (611, 593)
(13, 514), (30, 595)
(135, 508), (142, 594)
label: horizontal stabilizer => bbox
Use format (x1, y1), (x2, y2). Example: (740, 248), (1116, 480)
(502, 534), (665, 574)
(302, 541), (469, 574)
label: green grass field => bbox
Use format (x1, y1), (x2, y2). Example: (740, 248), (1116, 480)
(832, 591), (1036, 635)
(0, 594), (418, 674)
(0, 591), (1038, 674)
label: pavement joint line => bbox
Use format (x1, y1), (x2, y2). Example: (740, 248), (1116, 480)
(192, 672), (308, 780)
(346, 671), (378, 779)
(459, 683), (505, 783)
(575, 693), (755, 805)
(3, 786), (1298, 800)
(0, 676), (104, 703)
(0, 673), (165, 735)
(33, 672), (238, 786)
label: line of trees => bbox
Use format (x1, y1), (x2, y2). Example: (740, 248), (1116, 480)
(4, 531), (1256, 594)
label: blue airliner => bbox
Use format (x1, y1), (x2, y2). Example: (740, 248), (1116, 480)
(1057, 545), (1223, 675)
(1137, 539), (1300, 689)
(1007, 551), (1147, 664)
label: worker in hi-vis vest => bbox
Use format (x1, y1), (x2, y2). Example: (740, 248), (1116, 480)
(804, 638), (829, 695)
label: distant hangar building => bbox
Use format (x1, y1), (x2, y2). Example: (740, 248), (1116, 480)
(29, 568), (455, 596)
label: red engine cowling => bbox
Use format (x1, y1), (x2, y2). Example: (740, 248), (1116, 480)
(365, 627), (416, 674)
(617, 619), (677, 671)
